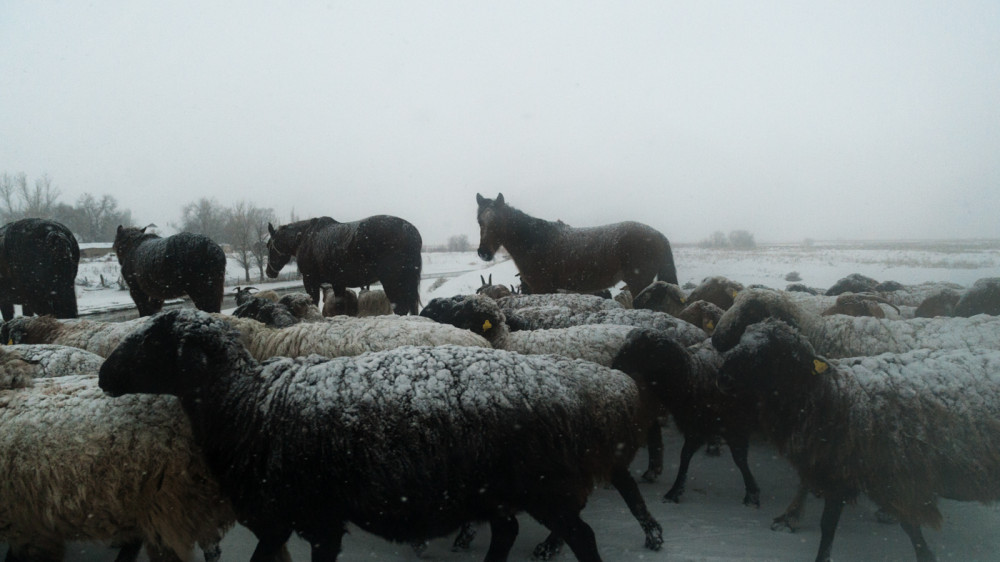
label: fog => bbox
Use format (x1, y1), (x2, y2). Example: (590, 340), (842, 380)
(2, 1), (998, 245)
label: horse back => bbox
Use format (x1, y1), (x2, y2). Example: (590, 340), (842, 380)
(298, 215), (422, 284)
(125, 233), (226, 296)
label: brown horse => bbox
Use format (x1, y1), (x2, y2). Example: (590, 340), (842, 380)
(266, 215), (422, 315)
(476, 193), (677, 294)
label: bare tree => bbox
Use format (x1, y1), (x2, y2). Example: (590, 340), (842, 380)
(226, 200), (276, 282)
(177, 198), (230, 243)
(447, 234), (470, 252)
(0, 172), (61, 222)
(73, 193), (132, 242)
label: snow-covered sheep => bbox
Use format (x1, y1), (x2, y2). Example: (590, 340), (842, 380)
(0, 343), (105, 389)
(631, 281), (686, 315)
(687, 276), (744, 310)
(504, 305), (709, 347)
(612, 331), (761, 506)
(476, 274), (514, 299)
(613, 287), (633, 309)
(825, 273), (879, 295)
(357, 287), (394, 316)
(321, 284), (358, 317)
(719, 318), (1000, 562)
(495, 292), (624, 315)
(820, 292), (900, 318)
(232, 296), (299, 327)
(277, 292), (325, 321)
(712, 288), (1000, 357)
(915, 288), (962, 318)
(675, 300), (725, 335)
(954, 277), (1000, 317)
(216, 313), (492, 361)
(98, 309), (663, 561)
(1, 315), (154, 357)
(0, 374), (235, 562)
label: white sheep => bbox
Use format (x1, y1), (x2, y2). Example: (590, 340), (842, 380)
(217, 313), (491, 360)
(720, 318), (1000, 562)
(98, 309), (663, 561)
(1, 315), (154, 357)
(505, 305), (709, 347)
(0, 343), (105, 389)
(495, 292), (624, 314)
(0, 375), (235, 561)
(712, 287), (1000, 357)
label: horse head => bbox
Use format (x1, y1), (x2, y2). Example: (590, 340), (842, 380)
(475, 193), (506, 261)
(265, 223), (302, 278)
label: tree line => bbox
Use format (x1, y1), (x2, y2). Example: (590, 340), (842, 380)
(1, 172), (277, 282)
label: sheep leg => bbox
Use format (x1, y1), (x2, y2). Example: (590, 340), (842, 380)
(725, 433), (760, 507)
(771, 482), (809, 532)
(113, 541), (143, 562)
(451, 521), (478, 551)
(0, 302), (13, 321)
(815, 497), (845, 562)
(610, 466), (663, 550)
(663, 434), (705, 503)
(484, 515), (519, 562)
(529, 508), (602, 562)
(641, 419), (663, 482)
(248, 528), (294, 562)
(900, 521), (937, 562)
(532, 532), (565, 560)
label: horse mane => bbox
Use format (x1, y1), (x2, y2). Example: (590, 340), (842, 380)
(503, 205), (567, 249)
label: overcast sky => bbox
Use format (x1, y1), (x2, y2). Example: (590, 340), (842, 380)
(2, 1), (998, 244)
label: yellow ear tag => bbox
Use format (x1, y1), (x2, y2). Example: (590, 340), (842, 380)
(482, 319), (493, 332)
(680, 297), (687, 304)
(706, 320), (714, 331)
(813, 359), (829, 374)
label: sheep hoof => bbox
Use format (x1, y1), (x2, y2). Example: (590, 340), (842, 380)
(531, 540), (562, 560)
(770, 515), (798, 533)
(662, 489), (682, 503)
(743, 491), (761, 508)
(451, 523), (477, 551)
(641, 469), (660, 483)
(409, 541), (428, 557)
(644, 522), (664, 551)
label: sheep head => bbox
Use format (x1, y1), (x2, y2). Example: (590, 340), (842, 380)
(611, 328), (693, 401)
(711, 289), (801, 352)
(718, 318), (824, 398)
(420, 295), (506, 341)
(100, 309), (240, 398)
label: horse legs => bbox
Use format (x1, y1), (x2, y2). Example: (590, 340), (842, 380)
(0, 301), (13, 321)
(663, 433), (705, 503)
(189, 276), (225, 313)
(527, 505), (602, 562)
(299, 523), (346, 562)
(484, 515), (519, 562)
(129, 288), (164, 317)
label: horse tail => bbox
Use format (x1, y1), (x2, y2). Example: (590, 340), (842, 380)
(657, 242), (679, 285)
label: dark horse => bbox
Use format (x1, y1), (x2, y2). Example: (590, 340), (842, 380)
(113, 225), (227, 316)
(476, 193), (678, 294)
(266, 215), (423, 315)
(0, 218), (80, 321)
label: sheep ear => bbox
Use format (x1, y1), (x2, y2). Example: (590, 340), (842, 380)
(268, 223), (277, 237)
(812, 359), (829, 375)
(476, 193), (487, 207)
(495, 193), (505, 206)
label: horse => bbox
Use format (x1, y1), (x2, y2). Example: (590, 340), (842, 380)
(476, 193), (678, 295)
(113, 225), (227, 316)
(266, 215), (423, 315)
(0, 218), (80, 321)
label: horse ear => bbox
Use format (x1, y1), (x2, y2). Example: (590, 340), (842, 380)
(116, 225), (123, 235)
(268, 223), (276, 237)
(496, 193), (505, 206)
(476, 193), (487, 207)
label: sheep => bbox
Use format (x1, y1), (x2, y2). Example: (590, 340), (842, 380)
(631, 281), (686, 315)
(915, 287), (962, 318)
(356, 287), (394, 316)
(277, 292), (325, 321)
(613, 286), (633, 309)
(675, 300), (725, 335)
(687, 275), (744, 310)
(216, 313), (492, 361)
(954, 277), (1000, 317)
(503, 305), (710, 347)
(495, 292), (624, 315)
(612, 331), (761, 506)
(232, 296), (299, 328)
(476, 274), (514, 299)
(712, 288), (1000, 358)
(0, 374), (235, 562)
(321, 284), (358, 317)
(825, 272), (879, 295)
(98, 309), (663, 561)
(820, 292), (900, 318)
(719, 318), (1000, 562)
(0, 343), (105, 389)
(1, 315), (154, 357)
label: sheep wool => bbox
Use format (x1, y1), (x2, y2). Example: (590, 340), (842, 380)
(0, 315), (154, 357)
(218, 314), (491, 360)
(713, 288), (1000, 357)
(496, 292), (623, 314)
(0, 375), (234, 561)
(0, 344), (105, 389)
(507, 305), (709, 347)
(721, 319), (1000, 562)
(99, 310), (657, 560)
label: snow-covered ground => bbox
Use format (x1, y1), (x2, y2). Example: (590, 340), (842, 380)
(21, 241), (1000, 561)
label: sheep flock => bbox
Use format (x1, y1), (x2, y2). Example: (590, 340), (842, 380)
(2, 245), (1000, 561)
